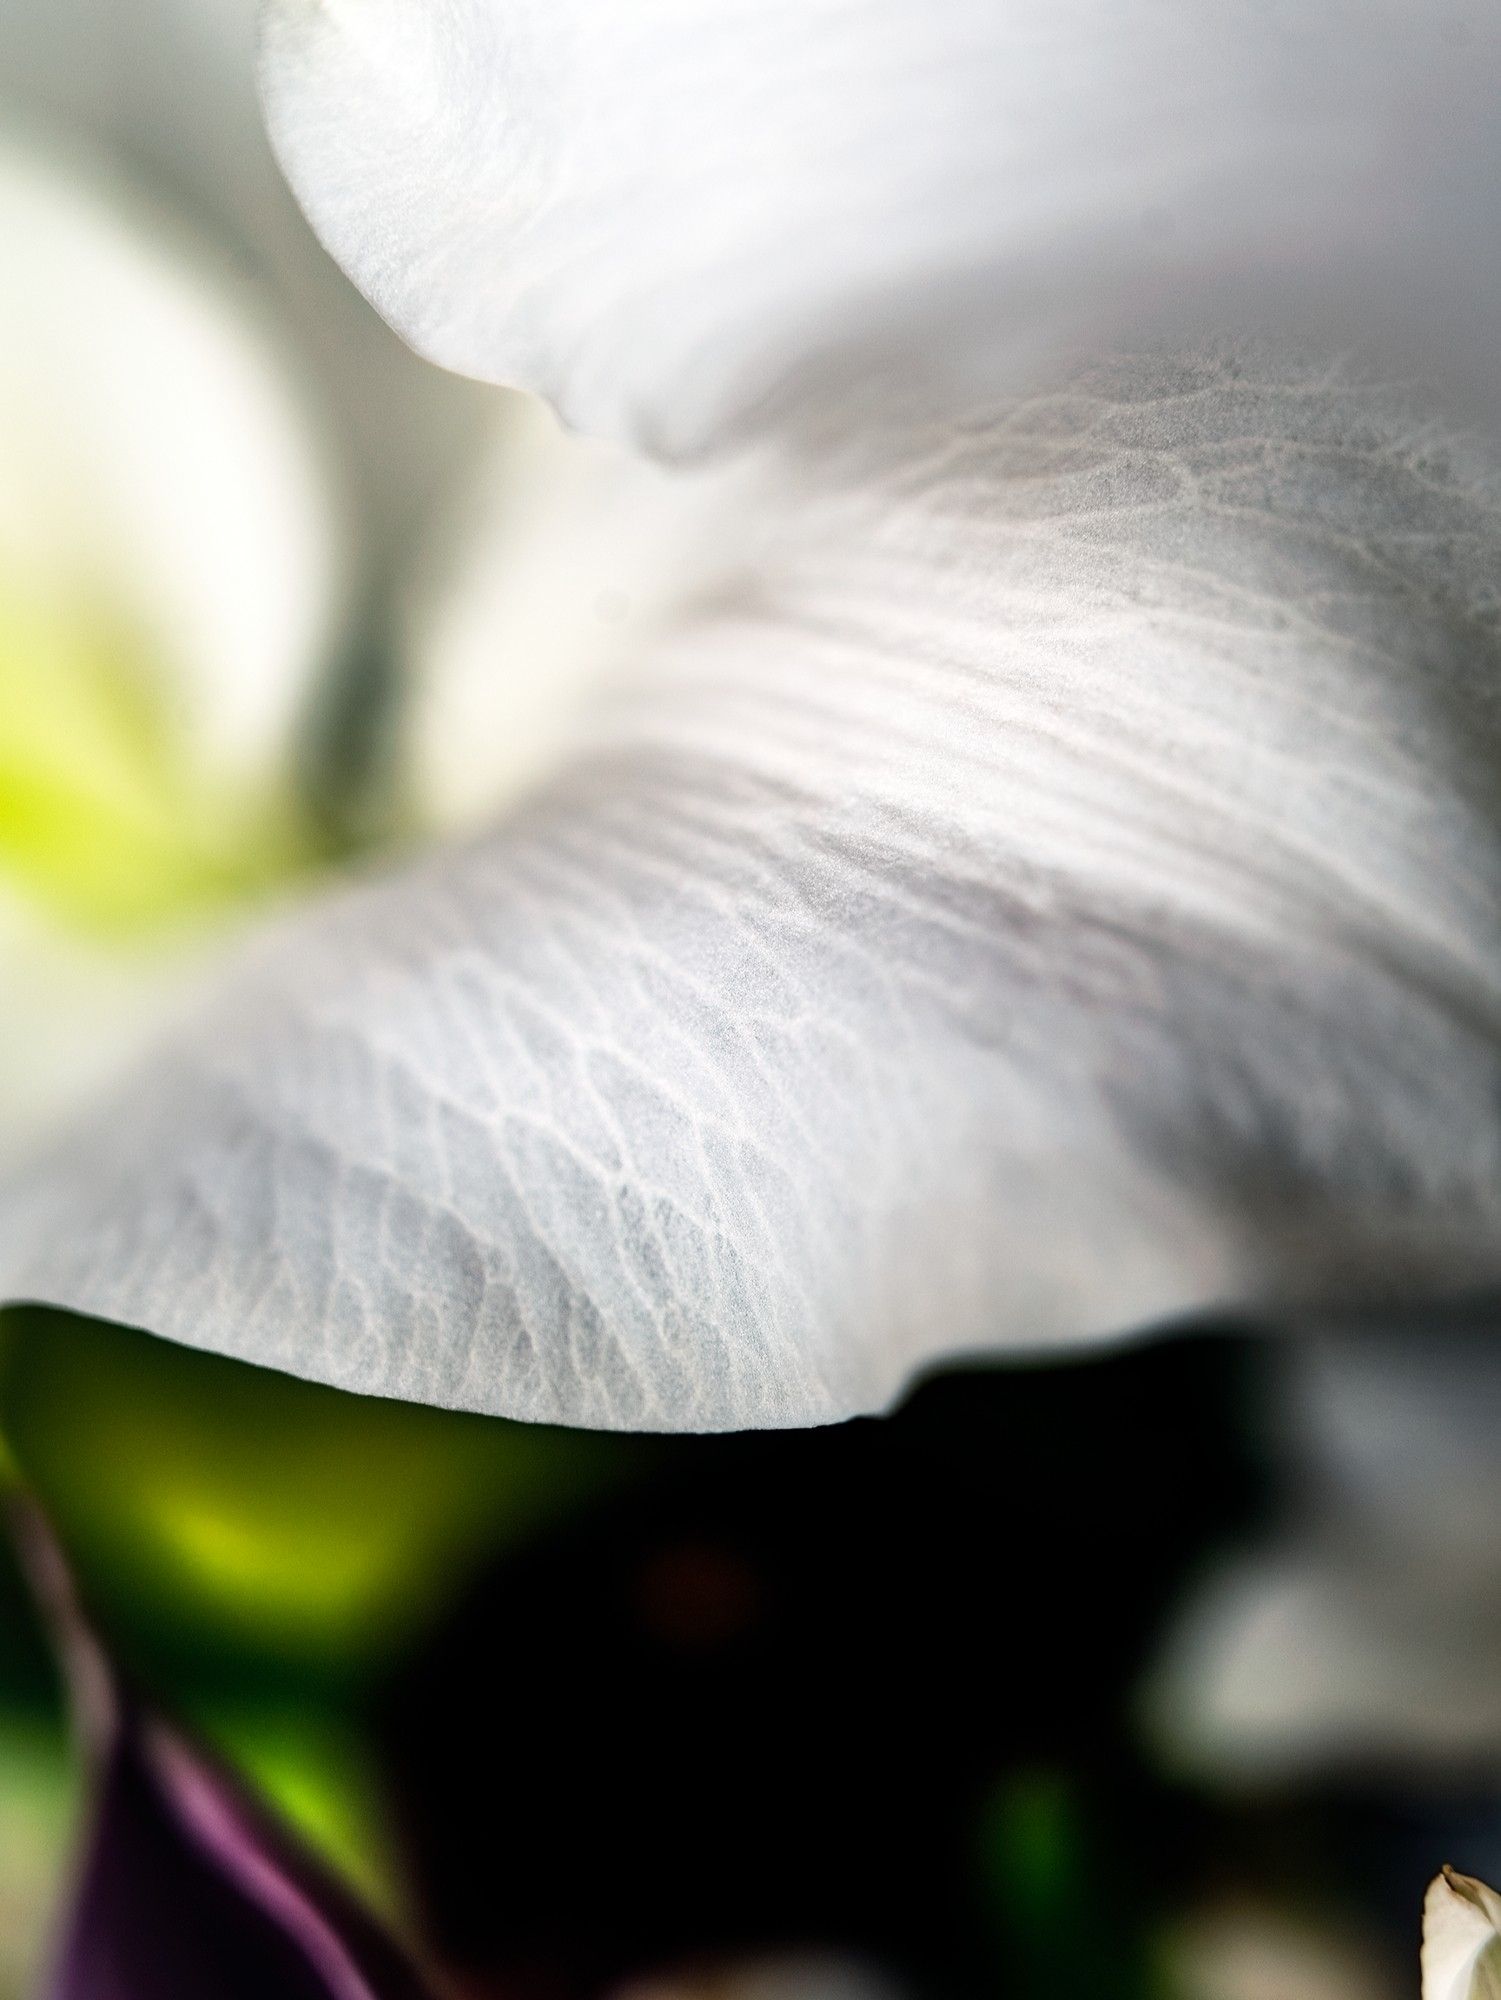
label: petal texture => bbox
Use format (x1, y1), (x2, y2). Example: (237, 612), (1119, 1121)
(259, 0), (1501, 452)
(2, 349), (1499, 1428)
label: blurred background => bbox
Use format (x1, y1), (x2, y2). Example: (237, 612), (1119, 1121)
(1, 5), (1498, 1997)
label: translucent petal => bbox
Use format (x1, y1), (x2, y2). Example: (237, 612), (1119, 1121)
(260, 0), (1501, 452)
(1425, 1870), (1501, 2000)
(3, 349), (1498, 1427)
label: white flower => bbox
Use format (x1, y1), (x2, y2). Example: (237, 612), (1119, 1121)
(0, 3), (1498, 1430)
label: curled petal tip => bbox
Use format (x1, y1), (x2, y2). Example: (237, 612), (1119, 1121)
(1423, 1866), (1501, 2000)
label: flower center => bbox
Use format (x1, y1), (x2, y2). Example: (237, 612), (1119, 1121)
(0, 571), (308, 938)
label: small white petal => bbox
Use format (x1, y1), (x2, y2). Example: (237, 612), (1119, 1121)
(260, 0), (1501, 452)
(1425, 1870), (1501, 2000)
(2, 349), (1499, 1428)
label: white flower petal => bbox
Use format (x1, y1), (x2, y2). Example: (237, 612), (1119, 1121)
(406, 395), (758, 830)
(260, 0), (1501, 453)
(1, 0), (494, 557)
(0, 894), (222, 1172)
(0, 144), (341, 1156)
(0, 141), (339, 781)
(2, 348), (1498, 1428)
(1424, 1870), (1501, 2000)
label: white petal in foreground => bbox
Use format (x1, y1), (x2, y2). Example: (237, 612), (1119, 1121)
(260, 0), (1501, 452)
(2, 351), (1500, 1428)
(1424, 1870), (1501, 2000)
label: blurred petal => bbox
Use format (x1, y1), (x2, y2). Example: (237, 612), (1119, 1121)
(406, 396), (754, 830)
(0, 142), (342, 1157)
(260, 0), (1501, 452)
(1150, 1330), (1501, 1774)
(1172, 1904), (1395, 2000)
(0, 140), (338, 783)
(1424, 1869), (1501, 2000)
(1147, 1543), (1501, 1777)
(2, 350), (1499, 1427)
(0, 0), (494, 558)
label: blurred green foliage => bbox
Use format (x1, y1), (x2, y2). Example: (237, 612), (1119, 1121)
(0, 1307), (646, 1692)
(977, 1770), (1164, 1998)
(0, 1305), (653, 1897)
(0, 1719), (71, 2000)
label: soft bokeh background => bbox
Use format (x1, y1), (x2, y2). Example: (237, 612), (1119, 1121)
(1, 7), (1499, 1998)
